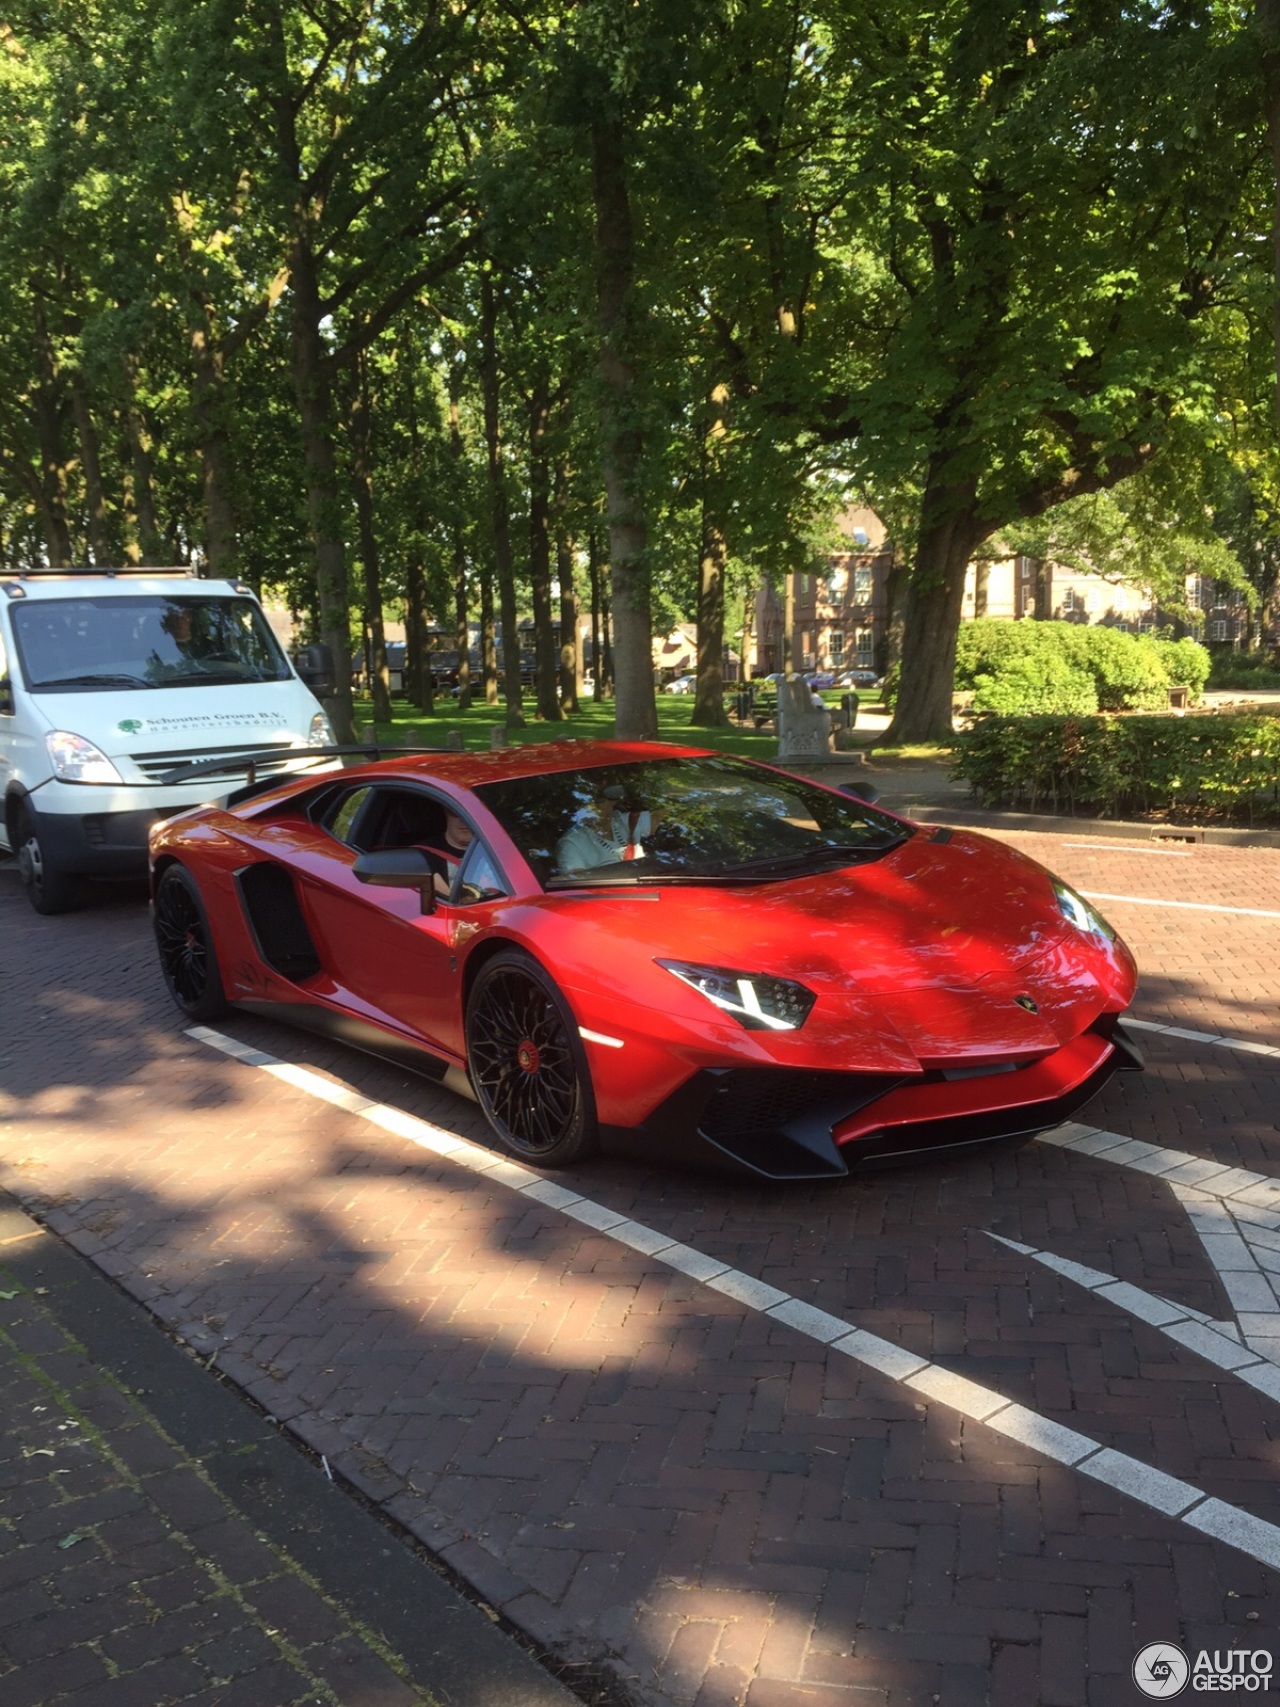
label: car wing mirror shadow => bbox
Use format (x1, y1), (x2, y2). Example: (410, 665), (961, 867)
(352, 848), (437, 914)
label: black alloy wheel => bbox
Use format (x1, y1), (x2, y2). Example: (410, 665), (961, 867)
(154, 865), (229, 1020)
(465, 950), (598, 1166)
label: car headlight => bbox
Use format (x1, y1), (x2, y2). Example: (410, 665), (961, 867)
(308, 711), (334, 747)
(658, 959), (816, 1031)
(1054, 881), (1115, 941)
(46, 730), (123, 784)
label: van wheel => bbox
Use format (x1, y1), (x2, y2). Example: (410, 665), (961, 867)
(16, 807), (84, 916)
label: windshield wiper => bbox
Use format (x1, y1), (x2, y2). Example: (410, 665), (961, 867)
(159, 669), (267, 685)
(35, 672), (154, 690)
(721, 841), (903, 879)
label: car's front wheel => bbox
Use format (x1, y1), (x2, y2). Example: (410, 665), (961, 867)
(154, 864), (229, 1021)
(16, 806), (84, 916)
(465, 950), (598, 1167)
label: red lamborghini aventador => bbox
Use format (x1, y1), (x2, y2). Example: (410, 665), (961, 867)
(148, 740), (1141, 1179)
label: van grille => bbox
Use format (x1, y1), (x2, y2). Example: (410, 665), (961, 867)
(130, 741), (297, 779)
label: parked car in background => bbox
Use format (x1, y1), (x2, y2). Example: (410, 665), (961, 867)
(806, 672), (836, 689)
(1, 566), (334, 915)
(665, 675), (697, 694)
(834, 669), (881, 689)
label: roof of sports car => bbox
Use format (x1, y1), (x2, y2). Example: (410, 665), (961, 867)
(338, 738), (715, 789)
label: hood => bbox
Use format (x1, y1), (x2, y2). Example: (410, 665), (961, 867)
(542, 829), (1133, 1070)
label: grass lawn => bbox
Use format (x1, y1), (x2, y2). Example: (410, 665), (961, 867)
(352, 692), (953, 767)
(354, 692), (789, 761)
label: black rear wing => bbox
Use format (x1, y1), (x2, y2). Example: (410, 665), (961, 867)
(157, 743), (451, 788)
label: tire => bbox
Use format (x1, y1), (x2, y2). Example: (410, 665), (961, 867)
(153, 864), (230, 1021)
(16, 806), (84, 916)
(465, 949), (599, 1167)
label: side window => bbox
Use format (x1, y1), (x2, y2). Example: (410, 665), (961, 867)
(0, 624), (11, 715)
(455, 840), (508, 903)
(326, 785), (373, 846)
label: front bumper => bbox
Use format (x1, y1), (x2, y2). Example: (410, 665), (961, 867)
(599, 1019), (1140, 1181)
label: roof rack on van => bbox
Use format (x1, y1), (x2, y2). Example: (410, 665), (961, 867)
(3, 566), (197, 581)
(2, 566), (202, 599)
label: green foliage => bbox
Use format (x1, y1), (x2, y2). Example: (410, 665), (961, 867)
(1208, 656), (1280, 690)
(1153, 636), (1213, 696)
(971, 652), (1097, 716)
(956, 618), (1210, 713)
(953, 714), (1280, 823)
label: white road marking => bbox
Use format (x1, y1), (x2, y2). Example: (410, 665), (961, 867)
(1035, 1123), (1280, 1365)
(1082, 890), (1280, 920)
(187, 1023), (1280, 1580)
(1061, 842), (1193, 856)
(1124, 1017), (1280, 1061)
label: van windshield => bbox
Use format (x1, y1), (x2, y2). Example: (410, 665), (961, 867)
(12, 596), (292, 692)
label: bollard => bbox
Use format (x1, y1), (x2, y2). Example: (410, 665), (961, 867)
(489, 725), (508, 750)
(446, 730), (464, 751)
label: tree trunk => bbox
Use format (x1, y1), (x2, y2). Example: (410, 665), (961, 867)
(70, 375), (112, 566)
(882, 555), (908, 679)
(33, 310), (73, 566)
(1033, 558), (1052, 619)
(885, 469), (985, 744)
(692, 513), (730, 726)
(1260, 0), (1280, 425)
(480, 270), (524, 728)
(692, 382), (730, 727)
(527, 378), (563, 719)
(554, 452), (581, 712)
(121, 373), (164, 566)
(480, 565), (498, 704)
(590, 114), (655, 739)
(588, 527), (602, 700)
(448, 391), (470, 710)
(189, 324), (240, 579)
(350, 358), (392, 726)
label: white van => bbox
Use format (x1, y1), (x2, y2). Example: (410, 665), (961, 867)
(0, 568), (335, 913)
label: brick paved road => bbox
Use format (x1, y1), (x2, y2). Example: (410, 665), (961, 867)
(2, 830), (1279, 1707)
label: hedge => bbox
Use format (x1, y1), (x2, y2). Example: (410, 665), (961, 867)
(954, 620), (1210, 716)
(951, 714), (1280, 823)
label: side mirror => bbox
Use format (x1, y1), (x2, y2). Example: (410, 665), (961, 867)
(297, 642), (336, 699)
(838, 782), (881, 807)
(352, 848), (436, 914)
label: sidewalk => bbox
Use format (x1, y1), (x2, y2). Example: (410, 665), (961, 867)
(0, 1194), (582, 1707)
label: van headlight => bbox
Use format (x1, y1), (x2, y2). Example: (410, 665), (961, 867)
(658, 959), (816, 1031)
(46, 730), (123, 784)
(308, 712), (334, 747)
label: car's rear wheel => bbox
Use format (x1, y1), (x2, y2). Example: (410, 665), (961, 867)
(465, 950), (598, 1167)
(154, 865), (229, 1021)
(16, 805), (84, 916)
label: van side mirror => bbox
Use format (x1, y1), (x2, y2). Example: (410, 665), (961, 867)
(297, 643), (336, 699)
(352, 847), (436, 914)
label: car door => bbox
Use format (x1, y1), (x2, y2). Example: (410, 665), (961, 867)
(294, 781), (497, 1064)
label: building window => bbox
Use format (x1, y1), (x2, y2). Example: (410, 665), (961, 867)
(1210, 618), (1229, 642)
(830, 630), (845, 663)
(855, 628), (874, 666)
(1061, 587), (1085, 615)
(853, 566), (872, 600)
(1019, 557), (1032, 581)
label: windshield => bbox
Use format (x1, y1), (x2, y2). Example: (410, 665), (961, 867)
(12, 595), (292, 692)
(475, 755), (910, 887)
